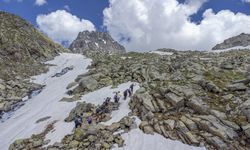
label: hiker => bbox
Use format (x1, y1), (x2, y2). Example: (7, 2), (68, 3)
(74, 115), (82, 128)
(106, 97), (111, 102)
(128, 89), (132, 97)
(96, 107), (102, 115)
(87, 116), (92, 124)
(129, 83), (135, 93)
(104, 97), (111, 106)
(123, 90), (128, 100)
(114, 91), (121, 103)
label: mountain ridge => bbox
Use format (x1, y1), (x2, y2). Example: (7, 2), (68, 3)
(212, 33), (250, 50)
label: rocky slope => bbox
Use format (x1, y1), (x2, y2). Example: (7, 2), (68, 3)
(0, 11), (66, 118)
(10, 49), (250, 150)
(69, 31), (126, 55)
(65, 49), (250, 149)
(212, 33), (250, 50)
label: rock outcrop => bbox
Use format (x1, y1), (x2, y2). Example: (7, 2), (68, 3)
(212, 33), (250, 50)
(69, 31), (126, 55)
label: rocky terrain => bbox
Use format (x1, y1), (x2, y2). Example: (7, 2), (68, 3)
(2, 11), (250, 150)
(63, 48), (250, 149)
(0, 11), (66, 119)
(69, 31), (126, 55)
(213, 33), (250, 50)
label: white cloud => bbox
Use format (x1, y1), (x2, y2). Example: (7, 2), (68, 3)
(103, 0), (250, 51)
(242, 0), (250, 3)
(36, 10), (95, 45)
(35, 0), (47, 6)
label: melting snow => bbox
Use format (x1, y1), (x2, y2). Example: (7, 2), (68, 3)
(95, 42), (99, 48)
(210, 45), (250, 53)
(0, 53), (91, 150)
(149, 50), (174, 56)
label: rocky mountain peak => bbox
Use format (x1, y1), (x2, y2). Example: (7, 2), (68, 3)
(212, 33), (250, 50)
(69, 31), (126, 55)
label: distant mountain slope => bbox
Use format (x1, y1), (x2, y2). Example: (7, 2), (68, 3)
(0, 11), (67, 114)
(0, 11), (67, 80)
(212, 33), (250, 50)
(69, 31), (126, 55)
(0, 11), (66, 62)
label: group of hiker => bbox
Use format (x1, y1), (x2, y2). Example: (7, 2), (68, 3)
(74, 83), (136, 128)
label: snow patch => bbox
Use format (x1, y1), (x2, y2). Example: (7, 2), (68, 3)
(95, 42), (99, 48)
(210, 45), (250, 53)
(0, 53), (91, 150)
(115, 121), (205, 150)
(149, 51), (174, 56)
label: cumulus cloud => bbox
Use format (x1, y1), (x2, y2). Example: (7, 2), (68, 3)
(104, 0), (250, 51)
(36, 10), (95, 45)
(242, 0), (250, 3)
(35, 0), (47, 6)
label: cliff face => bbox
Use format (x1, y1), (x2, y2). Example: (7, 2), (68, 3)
(69, 31), (126, 55)
(212, 33), (250, 50)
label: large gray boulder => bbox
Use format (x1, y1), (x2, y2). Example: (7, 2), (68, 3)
(164, 92), (184, 108)
(79, 77), (98, 91)
(133, 90), (156, 112)
(186, 97), (210, 115)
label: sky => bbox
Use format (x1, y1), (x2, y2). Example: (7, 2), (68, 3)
(1, 0), (250, 51)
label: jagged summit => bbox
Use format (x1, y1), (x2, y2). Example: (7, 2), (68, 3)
(212, 33), (250, 50)
(69, 31), (126, 55)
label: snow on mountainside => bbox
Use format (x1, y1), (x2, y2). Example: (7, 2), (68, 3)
(0, 53), (205, 150)
(0, 53), (91, 150)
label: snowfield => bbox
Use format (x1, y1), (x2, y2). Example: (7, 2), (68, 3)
(149, 50), (174, 56)
(210, 45), (250, 53)
(0, 53), (91, 150)
(0, 53), (205, 150)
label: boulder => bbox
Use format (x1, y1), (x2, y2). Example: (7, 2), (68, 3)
(227, 83), (247, 92)
(206, 136), (227, 149)
(164, 92), (184, 109)
(107, 123), (120, 132)
(220, 63), (234, 70)
(164, 119), (175, 130)
(240, 99), (250, 122)
(180, 116), (198, 131)
(79, 77), (98, 91)
(198, 80), (221, 93)
(66, 82), (78, 89)
(134, 91), (156, 112)
(195, 115), (238, 140)
(186, 97), (210, 115)
(139, 121), (154, 134)
(242, 124), (250, 139)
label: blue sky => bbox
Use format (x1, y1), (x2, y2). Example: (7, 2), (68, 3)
(0, 0), (109, 30)
(1, 0), (250, 51)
